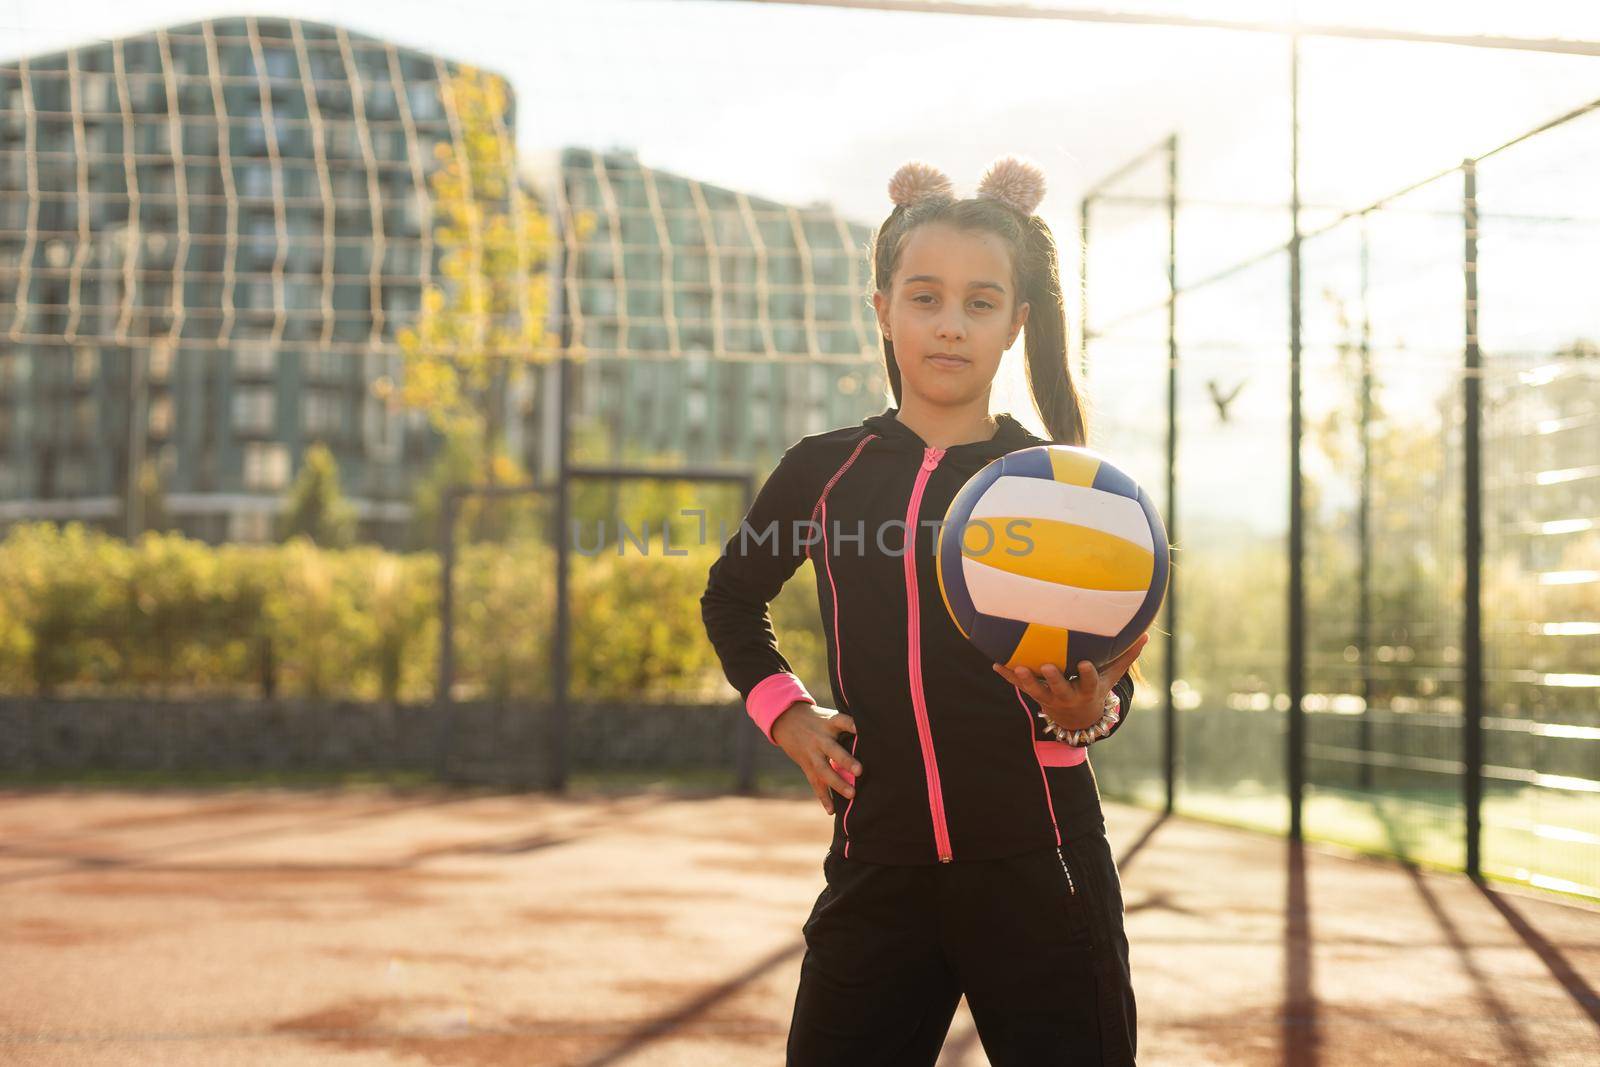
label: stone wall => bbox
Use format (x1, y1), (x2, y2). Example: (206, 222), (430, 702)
(0, 697), (794, 787)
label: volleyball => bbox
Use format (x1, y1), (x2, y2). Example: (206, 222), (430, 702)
(935, 445), (1169, 677)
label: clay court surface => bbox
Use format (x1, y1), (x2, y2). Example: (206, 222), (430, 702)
(1, 784), (1596, 1066)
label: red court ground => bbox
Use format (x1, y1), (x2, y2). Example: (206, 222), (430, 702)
(1, 785), (1596, 1065)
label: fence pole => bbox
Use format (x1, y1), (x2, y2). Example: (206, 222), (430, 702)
(551, 350), (573, 792)
(1163, 133), (1179, 815)
(1287, 29), (1307, 842)
(1357, 219), (1375, 791)
(435, 488), (458, 781)
(1462, 158), (1485, 880)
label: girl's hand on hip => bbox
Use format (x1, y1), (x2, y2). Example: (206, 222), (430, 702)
(770, 702), (862, 815)
(992, 631), (1150, 733)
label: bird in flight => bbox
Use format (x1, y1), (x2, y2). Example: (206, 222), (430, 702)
(1207, 378), (1244, 423)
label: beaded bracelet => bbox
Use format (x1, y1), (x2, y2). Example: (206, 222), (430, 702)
(1037, 689), (1122, 747)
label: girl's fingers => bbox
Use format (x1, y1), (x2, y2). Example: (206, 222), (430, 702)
(1076, 660), (1099, 697)
(818, 758), (856, 800)
(827, 742), (862, 776)
(809, 775), (833, 815)
(1041, 662), (1082, 700)
(1002, 661), (1133, 718)
(1012, 665), (1048, 702)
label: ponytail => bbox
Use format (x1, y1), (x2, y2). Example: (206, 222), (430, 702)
(1018, 216), (1087, 446)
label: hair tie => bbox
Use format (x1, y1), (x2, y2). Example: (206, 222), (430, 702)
(977, 155), (1046, 217)
(888, 160), (953, 208)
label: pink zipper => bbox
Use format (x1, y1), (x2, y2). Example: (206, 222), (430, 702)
(905, 445), (953, 862)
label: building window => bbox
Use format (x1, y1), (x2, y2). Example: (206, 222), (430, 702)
(233, 386), (276, 435)
(74, 346), (99, 384)
(243, 443), (291, 490)
(302, 349), (346, 382)
(234, 342), (276, 378)
(407, 83), (440, 120)
(304, 391), (344, 435)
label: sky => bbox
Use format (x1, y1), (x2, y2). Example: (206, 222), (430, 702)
(5, 0), (1599, 533)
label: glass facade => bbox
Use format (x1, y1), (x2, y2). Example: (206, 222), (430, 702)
(537, 146), (887, 473)
(0, 16), (471, 543)
(1, 18), (891, 545)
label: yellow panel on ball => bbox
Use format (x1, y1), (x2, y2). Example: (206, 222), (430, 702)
(1047, 447), (1102, 487)
(960, 516), (1155, 591)
(1004, 621), (1071, 672)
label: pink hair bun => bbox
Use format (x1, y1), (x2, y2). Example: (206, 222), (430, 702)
(977, 155), (1046, 216)
(888, 160), (953, 207)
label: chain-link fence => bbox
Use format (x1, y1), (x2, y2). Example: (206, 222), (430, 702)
(1083, 95), (1600, 900)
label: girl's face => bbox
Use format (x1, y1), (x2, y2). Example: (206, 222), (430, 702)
(873, 220), (1029, 409)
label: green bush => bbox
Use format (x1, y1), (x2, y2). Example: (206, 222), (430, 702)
(0, 520), (828, 705)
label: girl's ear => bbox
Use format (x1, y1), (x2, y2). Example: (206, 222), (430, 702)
(1009, 300), (1030, 348)
(872, 289), (891, 339)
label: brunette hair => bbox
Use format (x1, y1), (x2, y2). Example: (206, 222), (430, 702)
(870, 157), (1088, 446)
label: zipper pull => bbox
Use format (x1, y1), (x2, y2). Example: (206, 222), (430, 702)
(1056, 845), (1078, 896)
(921, 446), (946, 471)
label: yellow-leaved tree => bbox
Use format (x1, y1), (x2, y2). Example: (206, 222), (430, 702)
(392, 65), (589, 541)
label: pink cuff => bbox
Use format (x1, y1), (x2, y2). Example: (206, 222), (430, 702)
(1034, 740), (1090, 767)
(746, 672), (815, 743)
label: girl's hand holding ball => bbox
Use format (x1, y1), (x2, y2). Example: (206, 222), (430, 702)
(992, 631), (1150, 734)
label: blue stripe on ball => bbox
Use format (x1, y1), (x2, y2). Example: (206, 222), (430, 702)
(1090, 458), (1139, 498)
(939, 459), (1009, 635)
(999, 446), (1055, 481)
(970, 611), (1031, 665)
(1129, 485), (1170, 639)
(1066, 630), (1120, 674)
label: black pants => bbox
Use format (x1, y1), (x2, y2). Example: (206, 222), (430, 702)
(787, 828), (1137, 1066)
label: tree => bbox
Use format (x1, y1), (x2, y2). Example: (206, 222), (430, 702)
(392, 66), (580, 522)
(405, 417), (543, 551)
(276, 444), (358, 548)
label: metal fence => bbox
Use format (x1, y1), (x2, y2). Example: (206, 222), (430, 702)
(1080, 95), (1600, 900)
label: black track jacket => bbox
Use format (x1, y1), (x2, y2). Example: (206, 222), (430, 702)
(700, 406), (1137, 865)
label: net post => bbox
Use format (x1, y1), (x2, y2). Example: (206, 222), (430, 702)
(1462, 157), (1484, 881)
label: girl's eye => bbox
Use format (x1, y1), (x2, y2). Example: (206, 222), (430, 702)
(911, 294), (994, 310)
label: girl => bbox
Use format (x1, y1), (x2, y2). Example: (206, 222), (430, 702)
(701, 156), (1151, 1066)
